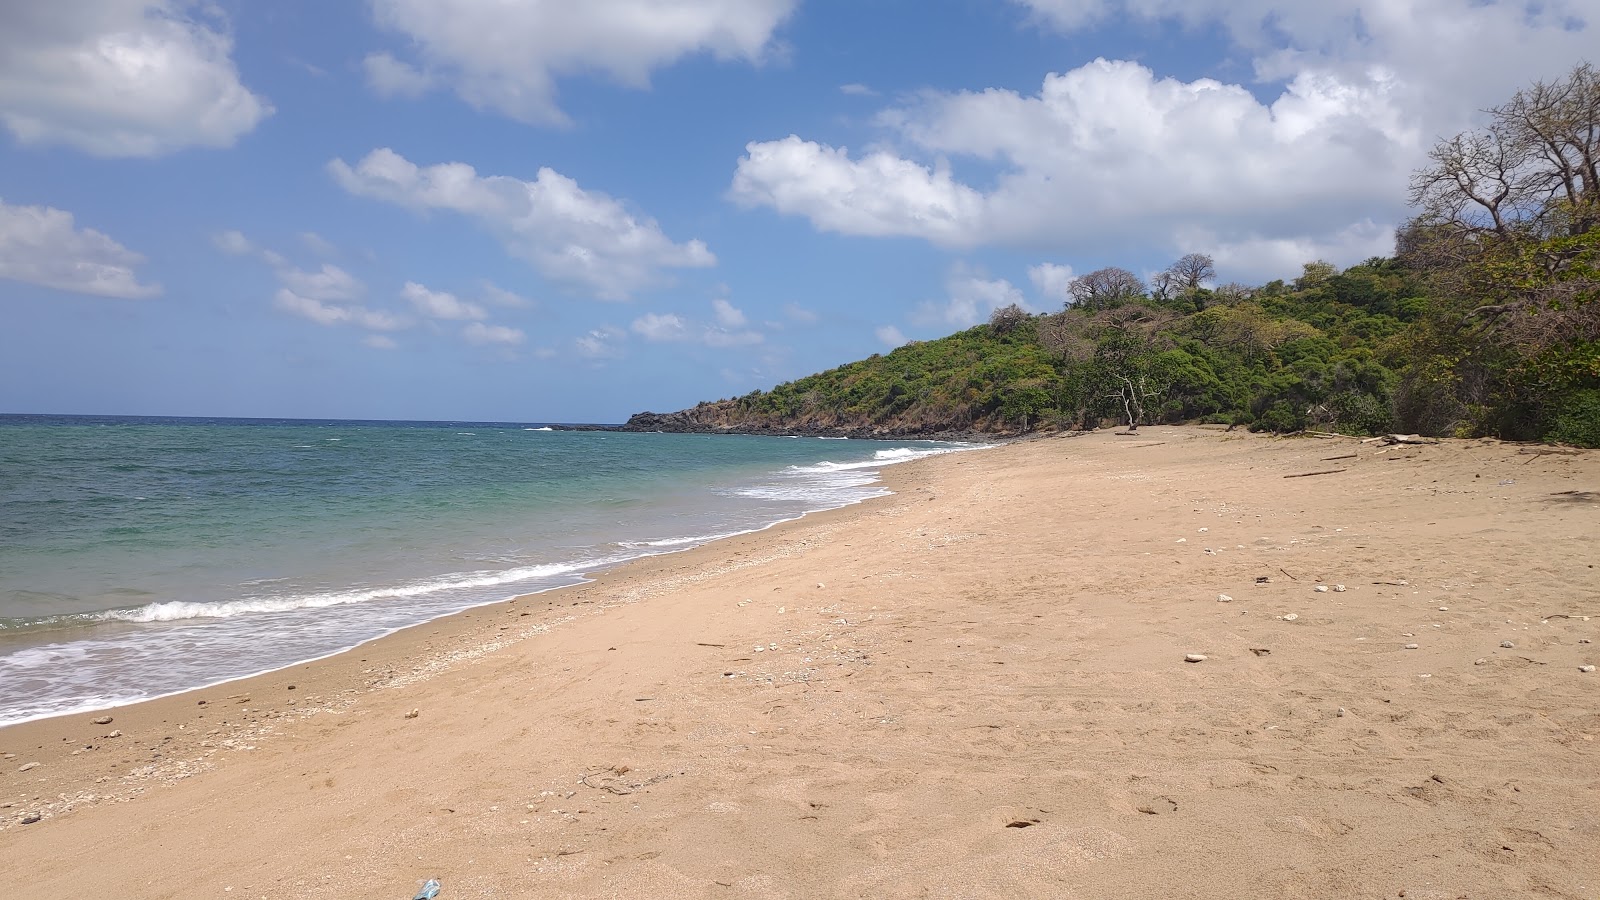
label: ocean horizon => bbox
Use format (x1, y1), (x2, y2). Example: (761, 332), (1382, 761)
(0, 414), (978, 727)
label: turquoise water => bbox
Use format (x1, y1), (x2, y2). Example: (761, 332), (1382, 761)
(0, 415), (974, 726)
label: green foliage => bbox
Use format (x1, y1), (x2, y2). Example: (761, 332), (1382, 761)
(674, 64), (1600, 444)
(1549, 390), (1600, 446)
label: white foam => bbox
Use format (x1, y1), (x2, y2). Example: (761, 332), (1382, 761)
(93, 560), (599, 625)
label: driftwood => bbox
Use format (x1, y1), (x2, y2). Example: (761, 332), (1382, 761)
(1306, 430), (1361, 440)
(1321, 453), (1358, 461)
(1284, 468), (1347, 478)
(1382, 434), (1439, 445)
(1518, 446), (1584, 456)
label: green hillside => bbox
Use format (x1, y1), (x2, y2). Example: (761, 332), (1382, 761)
(628, 65), (1600, 446)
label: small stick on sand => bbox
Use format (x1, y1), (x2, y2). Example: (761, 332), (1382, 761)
(1284, 469), (1347, 478)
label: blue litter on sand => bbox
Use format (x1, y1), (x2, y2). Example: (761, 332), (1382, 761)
(413, 879), (441, 899)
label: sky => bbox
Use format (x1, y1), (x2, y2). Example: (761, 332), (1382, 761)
(1, 1), (1596, 423)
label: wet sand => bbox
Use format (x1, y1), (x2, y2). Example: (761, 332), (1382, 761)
(2, 427), (1597, 899)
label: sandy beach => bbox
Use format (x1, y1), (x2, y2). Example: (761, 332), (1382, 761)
(2, 427), (1597, 899)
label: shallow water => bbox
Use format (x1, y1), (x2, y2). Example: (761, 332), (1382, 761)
(0, 415), (976, 726)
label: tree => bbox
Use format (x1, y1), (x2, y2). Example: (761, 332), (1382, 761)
(988, 303), (1030, 335)
(1167, 253), (1217, 294)
(1067, 267), (1145, 311)
(1396, 62), (1600, 443)
(1295, 260), (1337, 290)
(1405, 61), (1600, 316)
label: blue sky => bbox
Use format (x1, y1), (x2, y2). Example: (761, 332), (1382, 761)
(2, 1), (1595, 422)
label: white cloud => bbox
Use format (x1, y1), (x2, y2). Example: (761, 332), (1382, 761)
(576, 325), (626, 359)
(703, 327), (763, 348)
(633, 306), (763, 346)
(0, 197), (160, 298)
(840, 83), (878, 97)
(364, 335), (399, 350)
(735, 0), (1600, 275)
(462, 322), (524, 345)
(212, 229), (254, 256)
(363, 51), (436, 98)
(401, 281), (487, 321)
(274, 288), (406, 331)
(481, 282), (534, 308)
(0, 1), (270, 157)
(783, 303), (819, 324)
(366, 0), (797, 124)
(1028, 263), (1075, 305)
(711, 297), (747, 328)
(299, 232), (338, 257)
(730, 135), (985, 246)
(631, 312), (690, 342)
(1200, 220), (1397, 283)
(330, 148), (715, 299)
(279, 263), (363, 303)
(1011, 0), (1597, 112)
(915, 267), (1029, 328)
(875, 325), (909, 347)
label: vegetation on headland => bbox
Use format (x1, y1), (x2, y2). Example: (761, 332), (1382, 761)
(627, 65), (1600, 446)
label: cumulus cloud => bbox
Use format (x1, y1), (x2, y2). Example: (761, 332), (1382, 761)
(1028, 263), (1075, 305)
(839, 83), (878, 96)
(212, 229), (254, 256)
(576, 325), (626, 359)
(299, 232), (338, 257)
(366, 0), (796, 124)
(330, 148), (715, 299)
(632, 312), (690, 342)
(632, 305), (763, 347)
(730, 135), (985, 246)
(875, 325), (909, 347)
(1011, 0), (1596, 111)
(279, 263), (364, 303)
(914, 267), (1030, 328)
(401, 281), (488, 321)
(481, 282), (534, 308)
(363, 335), (399, 350)
(274, 288), (406, 331)
(0, 1), (270, 156)
(736, 0), (1600, 275)
(783, 303), (819, 324)
(462, 322), (525, 345)
(711, 297), (747, 328)
(0, 197), (160, 298)
(363, 51), (436, 99)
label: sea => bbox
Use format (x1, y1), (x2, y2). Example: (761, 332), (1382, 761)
(0, 415), (977, 728)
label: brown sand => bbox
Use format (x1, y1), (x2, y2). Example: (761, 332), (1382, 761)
(2, 427), (1597, 899)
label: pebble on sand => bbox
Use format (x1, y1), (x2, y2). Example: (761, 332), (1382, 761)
(20, 813), (41, 825)
(1581, 665), (1597, 673)
(1404, 643), (1420, 650)
(404, 709), (420, 719)
(1185, 654), (1207, 663)
(1500, 641), (1515, 649)
(1282, 613), (1300, 622)
(18, 762), (40, 772)
(91, 716), (113, 725)
(1332, 584), (1347, 593)
(1218, 594), (1233, 603)
(1314, 585), (1329, 593)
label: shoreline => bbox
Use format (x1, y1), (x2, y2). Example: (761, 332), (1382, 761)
(0, 434), (991, 730)
(3, 427), (1596, 898)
